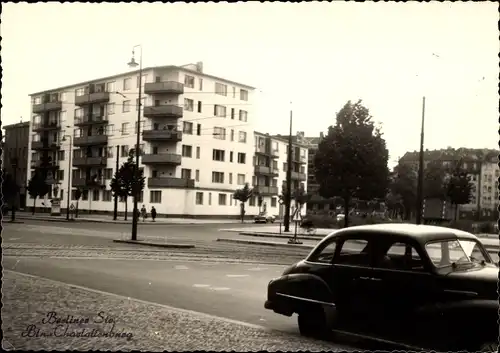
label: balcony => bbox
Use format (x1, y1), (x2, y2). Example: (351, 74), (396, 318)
(253, 185), (279, 196)
(72, 177), (106, 189)
(148, 177), (195, 189)
(142, 130), (182, 142)
(32, 121), (61, 132)
(143, 105), (183, 118)
(74, 134), (108, 147)
(72, 156), (107, 167)
(255, 147), (279, 159)
(144, 81), (184, 95)
(141, 153), (182, 165)
(32, 101), (62, 114)
(254, 165), (279, 176)
(30, 160), (60, 170)
(291, 171), (307, 181)
(293, 154), (307, 164)
(74, 114), (109, 127)
(31, 140), (60, 150)
(75, 91), (110, 106)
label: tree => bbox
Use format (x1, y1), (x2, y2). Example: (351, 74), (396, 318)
(110, 151), (145, 220)
(314, 100), (389, 227)
(423, 160), (447, 200)
(446, 163), (473, 220)
(74, 188), (82, 218)
(389, 162), (418, 220)
(27, 172), (50, 215)
(233, 183), (253, 223)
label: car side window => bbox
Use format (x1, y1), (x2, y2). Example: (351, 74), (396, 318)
(378, 241), (424, 271)
(335, 239), (371, 267)
(308, 239), (337, 264)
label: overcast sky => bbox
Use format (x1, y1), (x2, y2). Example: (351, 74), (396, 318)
(2, 2), (497, 167)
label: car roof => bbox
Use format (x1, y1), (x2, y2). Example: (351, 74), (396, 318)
(327, 223), (478, 245)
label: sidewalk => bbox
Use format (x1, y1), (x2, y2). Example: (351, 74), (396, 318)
(13, 212), (244, 225)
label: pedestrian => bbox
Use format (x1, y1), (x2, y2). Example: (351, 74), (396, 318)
(141, 205), (147, 222)
(151, 206), (157, 222)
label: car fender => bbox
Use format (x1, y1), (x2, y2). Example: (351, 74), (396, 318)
(274, 273), (334, 306)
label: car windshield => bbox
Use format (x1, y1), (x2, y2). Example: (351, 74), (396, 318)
(425, 239), (487, 268)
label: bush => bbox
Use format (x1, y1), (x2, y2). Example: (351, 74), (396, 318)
(475, 221), (496, 234)
(446, 220), (474, 233)
(301, 215), (338, 229)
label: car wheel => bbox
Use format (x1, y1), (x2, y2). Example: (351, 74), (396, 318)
(297, 306), (329, 339)
(478, 341), (498, 352)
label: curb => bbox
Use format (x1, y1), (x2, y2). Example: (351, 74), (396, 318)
(240, 231), (324, 241)
(217, 238), (315, 250)
(112, 239), (195, 249)
(15, 216), (235, 226)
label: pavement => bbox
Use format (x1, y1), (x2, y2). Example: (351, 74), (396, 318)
(11, 211), (248, 225)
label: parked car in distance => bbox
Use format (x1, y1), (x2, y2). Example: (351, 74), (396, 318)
(254, 212), (275, 223)
(264, 223), (498, 351)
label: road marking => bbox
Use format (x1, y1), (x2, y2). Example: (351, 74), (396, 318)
(5, 270), (267, 330)
(226, 274), (249, 278)
(8, 238), (21, 241)
(192, 284), (210, 288)
(174, 265), (189, 270)
(247, 267), (268, 271)
(211, 287), (230, 291)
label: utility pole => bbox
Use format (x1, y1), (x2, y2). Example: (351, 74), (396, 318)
(10, 124), (19, 222)
(416, 96), (426, 225)
(284, 106), (293, 232)
(113, 145), (120, 220)
(65, 134), (72, 220)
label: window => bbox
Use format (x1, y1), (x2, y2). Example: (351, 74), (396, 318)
(196, 146), (200, 159)
(198, 78), (203, 90)
(184, 98), (194, 111)
(183, 122), (193, 134)
(237, 174), (245, 185)
(75, 88), (85, 97)
(213, 149), (225, 162)
(82, 190), (89, 201)
(121, 145), (129, 156)
(238, 131), (247, 143)
(123, 78), (131, 90)
(230, 129), (234, 141)
(240, 89), (248, 101)
(212, 172), (224, 183)
(92, 189), (100, 201)
(57, 170), (64, 181)
(104, 168), (113, 179)
(57, 150), (65, 161)
(213, 127), (226, 140)
(215, 82), (228, 96)
(249, 196), (255, 206)
(232, 87), (236, 98)
(106, 103), (115, 115)
(337, 239), (371, 266)
(196, 124), (201, 136)
(182, 145), (192, 157)
(181, 168), (192, 179)
(102, 190), (112, 202)
(230, 151), (233, 162)
(309, 239), (338, 264)
(195, 169), (200, 182)
(229, 173), (233, 184)
(107, 146), (114, 158)
(271, 197), (277, 207)
(184, 75), (195, 88)
(214, 105), (226, 117)
(122, 100), (131, 113)
(208, 193), (212, 205)
(218, 193), (227, 205)
(231, 108), (235, 120)
(237, 152), (246, 164)
(149, 191), (162, 203)
(197, 101), (202, 113)
(425, 240), (486, 267)
(196, 192), (203, 205)
(121, 123), (129, 135)
(239, 110), (248, 122)
(106, 81), (115, 93)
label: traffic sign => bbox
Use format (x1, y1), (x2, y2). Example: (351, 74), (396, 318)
(292, 208), (302, 222)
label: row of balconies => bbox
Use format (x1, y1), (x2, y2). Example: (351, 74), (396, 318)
(32, 121), (61, 132)
(70, 176), (194, 189)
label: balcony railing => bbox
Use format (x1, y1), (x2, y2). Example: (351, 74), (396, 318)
(147, 177), (194, 188)
(75, 91), (110, 106)
(253, 185), (279, 195)
(74, 114), (109, 126)
(291, 171), (307, 181)
(142, 130), (182, 142)
(32, 101), (62, 114)
(72, 177), (106, 188)
(141, 153), (182, 165)
(254, 165), (279, 176)
(255, 146), (279, 159)
(72, 156), (107, 167)
(143, 105), (183, 118)
(73, 134), (108, 146)
(32, 121), (61, 131)
(144, 81), (184, 95)
(31, 140), (61, 150)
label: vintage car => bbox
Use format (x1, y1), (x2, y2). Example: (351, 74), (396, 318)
(254, 212), (275, 223)
(264, 223), (498, 351)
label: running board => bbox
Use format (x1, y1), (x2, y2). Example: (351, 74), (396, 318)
(331, 328), (430, 351)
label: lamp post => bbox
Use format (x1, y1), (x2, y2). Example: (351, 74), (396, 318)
(62, 132), (72, 221)
(127, 44), (142, 241)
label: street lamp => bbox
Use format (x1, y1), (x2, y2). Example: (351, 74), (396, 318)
(62, 131), (73, 221)
(128, 44), (142, 241)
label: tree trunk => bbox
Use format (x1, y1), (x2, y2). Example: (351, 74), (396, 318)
(240, 202), (245, 223)
(32, 197), (37, 215)
(76, 200), (79, 218)
(343, 196), (350, 228)
(124, 197), (128, 221)
(454, 203), (459, 221)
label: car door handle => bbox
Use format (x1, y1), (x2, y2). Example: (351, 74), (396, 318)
(359, 276), (381, 281)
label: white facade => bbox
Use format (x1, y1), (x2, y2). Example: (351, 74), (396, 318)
(479, 161), (499, 211)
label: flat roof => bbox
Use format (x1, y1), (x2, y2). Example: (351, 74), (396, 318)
(30, 64), (255, 96)
(254, 130), (308, 148)
(3, 122), (30, 130)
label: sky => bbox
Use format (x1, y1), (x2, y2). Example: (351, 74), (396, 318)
(2, 2), (498, 168)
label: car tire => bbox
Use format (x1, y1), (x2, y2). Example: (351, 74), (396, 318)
(478, 342), (498, 352)
(298, 306), (329, 339)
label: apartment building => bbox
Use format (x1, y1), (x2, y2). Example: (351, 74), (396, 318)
(3, 121), (30, 209)
(27, 62), (258, 218)
(253, 132), (308, 218)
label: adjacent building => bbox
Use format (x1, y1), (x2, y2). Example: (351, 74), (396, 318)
(26, 62), (308, 218)
(3, 121), (30, 209)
